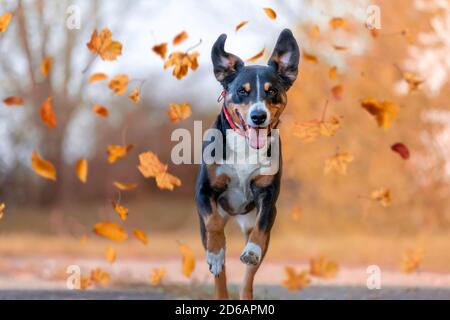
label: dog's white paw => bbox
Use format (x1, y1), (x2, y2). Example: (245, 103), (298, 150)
(206, 248), (225, 277)
(240, 242), (261, 266)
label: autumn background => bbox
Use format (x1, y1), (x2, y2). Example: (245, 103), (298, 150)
(0, 0), (449, 298)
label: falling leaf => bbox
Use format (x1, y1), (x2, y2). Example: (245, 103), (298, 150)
(108, 74), (129, 96)
(107, 144), (133, 164)
(88, 73), (108, 84)
(246, 48), (265, 62)
(133, 229), (149, 245)
(330, 17), (347, 30)
(112, 201), (128, 221)
(87, 28), (122, 61)
(128, 88), (140, 103)
(310, 25), (320, 38)
(168, 102), (192, 123)
(40, 97), (57, 128)
(291, 207), (301, 222)
(152, 42), (168, 60)
(0, 12), (12, 33)
(149, 268), (166, 286)
(294, 116), (341, 142)
(179, 243), (196, 278)
(391, 143), (410, 160)
(113, 181), (138, 191)
(309, 256), (339, 278)
(80, 276), (92, 290)
(104, 245), (116, 263)
(164, 51), (200, 80)
(328, 66), (337, 80)
(370, 188), (392, 207)
(331, 84), (343, 100)
(156, 171), (182, 191)
(282, 266), (310, 291)
(76, 159), (88, 183)
(40, 57), (53, 78)
(263, 7), (277, 20)
(3, 96), (24, 106)
(324, 152), (354, 175)
(93, 222), (128, 242)
(138, 151), (182, 191)
(361, 98), (399, 129)
(31, 151), (57, 181)
(401, 247), (424, 273)
(332, 45), (348, 51)
(0, 202), (5, 220)
(235, 21), (248, 32)
(172, 31), (188, 45)
(370, 28), (379, 38)
(92, 104), (109, 117)
(303, 52), (318, 64)
(403, 72), (424, 92)
(90, 268), (110, 286)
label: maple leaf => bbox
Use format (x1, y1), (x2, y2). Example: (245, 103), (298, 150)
(263, 7), (277, 20)
(235, 21), (248, 32)
(41, 57), (53, 78)
(370, 188), (392, 207)
(401, 247), (424, 273)
(179, 243), (196, 278)
(3, 96), (24, 106)
(164, 51), (200, 80)
(247, 48), (265, 63)
(31, 151), (57, 181)
(309, 256), (339, 278)
(391, 143), (410, 160)
(40, 97), (57, 128)
(93, 222), (128, 242)
(133, 229), (149, 245)
(113, 181), (138, 191)
(168, 102), (192, 123)
(107, 144), (133, 164)
(330, 17), (347, 30)
(75, 159), (88, 183)
(88, 73), (108, 84)
(86, 28), (122, 61)
(361, 98), (399, 129)
(152, 42), (168, 60)
(104, 245), (116, 263)
(282, 266), (310, 291)
(128, 88), (140, 103)
(173, 31), (188, 45)
(108, 74), (129, 96)
(324, 152), (354, 175)
(149, 267), (166, 286)
(112, 201), (128, 221)
(0, 202), (5, 220)
(403, 72), (424, 92)
(0, 12), (12, 33)
(92, 104), (109, 117)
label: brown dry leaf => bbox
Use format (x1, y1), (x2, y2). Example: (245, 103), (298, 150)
(149, 267), (166, 286)
(303, 52), (318, 64)
(75, 159), (88, 183)
(31, 151), (57, 181)
(401, 247), (424, 273)
(41, 57), (53, 77)
(324, 152), (354, 175)
(291, 207), (302, 222)
(0, 12), (12, 33)
(235, 21), (248, 32)
(168, 102), (192, 123)
(112, 201), (128, 221)
(309, 256), (339, 278)
(329, 66), (337, 80)
(90, 268), (110, 286)
(93, 222), (128, 242)
(330, 17), (347, 30)
(156, 171), (182, 191)
(108, 74), (129, 96)
(403, 72), (424, 92)
(113, 181), (138, 191)
(87, 28), (122, 61)
(263, 7), (277, 20)
(310, 25), (320, 38)
(282, 266), (310, 291)
(138, 152), (167, 178)
(3, 96), (24, 106)
(179, 243), (196, 278)
(128, 88), (140, 103)
(104, 245), (116, 263)
(391, 143), (410, 160)
(107, 144), (133, 164)
(40, 97), (57, 128)
(331, 84), (343, 100)
(0, 202), (5, 220)
(370, 188), (392, 207)
(92, 104), (109, 117)
(246, 48), (265, 62)
(172, 31), (188, 45)
(88, 73), (108, 84)
(164, 51), (200, 80)
(133, 228), (149, 245)
(152, 42), (168, 60)
(361, 98), (399, 129)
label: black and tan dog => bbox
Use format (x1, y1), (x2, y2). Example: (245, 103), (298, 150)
(195, 29), (300, 300)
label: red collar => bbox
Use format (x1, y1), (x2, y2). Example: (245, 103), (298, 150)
(219, 90), (246, 137)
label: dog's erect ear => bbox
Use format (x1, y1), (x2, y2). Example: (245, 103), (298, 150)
(268, 29), (300, 90)
(211, 34), (244, 88)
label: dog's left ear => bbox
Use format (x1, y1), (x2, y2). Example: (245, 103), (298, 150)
(268, 29), (300, 90)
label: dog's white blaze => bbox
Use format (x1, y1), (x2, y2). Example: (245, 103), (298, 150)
(206, 248), (225, 276)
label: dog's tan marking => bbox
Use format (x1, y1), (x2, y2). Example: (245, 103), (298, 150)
(264, 82), (272, 91)
(207, 164), (230, 189)
(240, 265), (258, 300)
(252, 174), (274, 188)
(243, 82), (251, 92)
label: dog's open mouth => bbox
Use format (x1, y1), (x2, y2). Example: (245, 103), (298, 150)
(236, 110), (269, 150)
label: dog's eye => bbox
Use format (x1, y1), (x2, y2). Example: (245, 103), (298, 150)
(266, 88), (278, 97)
(237, 88), (249, 96)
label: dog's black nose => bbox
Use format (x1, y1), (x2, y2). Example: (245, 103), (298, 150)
(250, 110), (267, 125)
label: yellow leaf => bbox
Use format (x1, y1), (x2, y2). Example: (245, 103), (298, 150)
(164, 51), (200, 80)
(128, 88), (140, 103)
(403, 72), (424, 92)
(104, 245), (116, 263)
(80, 276), (92, 290)
(88, 73), (108, 84)
(179, 243), (196, 278)
(152, 42), (168, 60)
(263, 7), (277, 20)
(31, 150), (57, 181)
(328, 66), (337, 80)
(0, 202), (5, 220)
(319, 116), (341, 137)
(112, 201), (128, 221)
(0, 12), (12, 33)
(138, 152), (167, 178)
(133, 228), (149, 245)
(303, 52), (318, 64)
(92, 104), (109, 117)
(235, 21), (248, 32)
(309, 256), (339, 278)
(113, 181), (138, 191)
(324, 152), (354, 175)
(310, 25), (320, 38)
(172, 31), (188, 46)
(3, 96), (24, 106)
(291, 207), (301, 222)
(107, 144), (133, 164)
(41, 57), (53, 78)
(108, 74), (129, 96)
(330, 17), (347, 30)
(93, 222), (128, 242)
(282, 266), (310, 291)
(90, 268), (110, 286)
(168, 102), (192, 123)
(87, 28), (122, 61)
(75, 159), (88, 183)
(246, 48), (265, 63)
(149, 267), (166, 286)
(370, 188), (392, 207)
(40, 97), (57, 128)
(361, 98), (399, 129)
(294, 116), (341, 142)
(156, 171), (182, 191)
(401, 247), (424, 273)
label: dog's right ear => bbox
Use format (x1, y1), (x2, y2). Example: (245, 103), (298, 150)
(211, 34), (244, 88)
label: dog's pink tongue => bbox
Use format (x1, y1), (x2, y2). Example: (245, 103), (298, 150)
(248, 127), (267, 149)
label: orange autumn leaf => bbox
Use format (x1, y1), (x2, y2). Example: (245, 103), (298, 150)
(403, 72), (424, 92)
(329, 66), (337, 80)
(164, 51), (200, 80)
(324, 152), (354, 175)
(75, 159), (88, 183)
(401, 247), (424, 273)
(361, 98), (399, 129)
(309, 256), (339, 278)
(370, 188), (392, 207)
(112, 201), (128, 221)
(128, 88), (140, 103)
(90, 268), (110, 286)
(0, 202), (5, 220)
(80, 276), (93, 290)
(40, 97), (57, 128)
(294, 116), (341, 142)
(108, 74), (129, 96)
(92, 104), (109, 117)
(332, 45), (348, 51)
(263, 7), (277, 20)
(0, 12), (12, 33)
(152, 42), (168, 60)
(3, 96), (24, 106)
(113, 181), (138, 191)
(331, 84), (343, 100)
(303, 52), (318, 64)
(172, 31), (188, 45)
(310, 24), (320, 38)
(133, 228), (149, 245)
(138, 151), (182, 191)
(179, 243), (196, 278)
(282, 266), (310, 291)
(149, 267), (166, 286)
(168, 102), (192, 123)
(235, 21), (249, 32)
(104, 245), (116, 263)
(87, 28), (122, 61)
(93, 221), (128, 242)
(107, 144), (133, 164)
(155, 171), (182, 191)
(88, 73), (108, 84)
(40, 57), (53, 77)
(31, 151), (57, 181)
(246, 48), (265, 62)
(330, 17), (347, 30)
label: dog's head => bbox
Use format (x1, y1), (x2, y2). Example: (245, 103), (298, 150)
(212, 29), (300, 149)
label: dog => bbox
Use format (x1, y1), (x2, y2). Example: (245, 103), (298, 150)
(195, 29), (300, 300)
